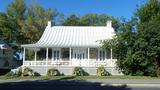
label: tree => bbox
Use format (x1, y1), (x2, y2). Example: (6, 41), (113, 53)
(6, 0), (58, 44)
(24, 3), (57, 43)
(0, 13), (19, 43)
(6, 0), (58, 61)
(134, 0), (160, 76)
(101, 19), (137, 75)
(7, 0), (26, 20)
(62, 14), (81, 26)
(102, 0), (160, 76)
(62, 13), (121, 32)
(7, 0), (27, 44)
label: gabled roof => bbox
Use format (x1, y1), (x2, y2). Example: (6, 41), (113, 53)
(22, 22), (115, 48)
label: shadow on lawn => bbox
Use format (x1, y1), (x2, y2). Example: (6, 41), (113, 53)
(0, 77), (131, 90)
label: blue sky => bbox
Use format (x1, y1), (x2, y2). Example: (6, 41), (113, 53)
(0, 0), (147, 20)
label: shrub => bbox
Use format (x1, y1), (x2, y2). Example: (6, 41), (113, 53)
(5, 67), (35, 77)
(47, 68), (60, 76)
(5, 68), (23, 77)
(34, 72), (41, 76)
(15, 68), (23, 76)
(97, 66), (110, 76)
(5, 71), (16, 77)
(72, 67), (87, 76)
(23, 67), (34, 76)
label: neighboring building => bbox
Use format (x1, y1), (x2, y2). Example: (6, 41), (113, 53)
(21, 21), (122, 75)
(0, 42), (21, 74)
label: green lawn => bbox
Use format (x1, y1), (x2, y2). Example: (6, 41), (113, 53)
(0, 75), (159, 80)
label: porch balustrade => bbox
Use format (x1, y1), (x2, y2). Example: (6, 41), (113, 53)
(23, 59), (117, 67)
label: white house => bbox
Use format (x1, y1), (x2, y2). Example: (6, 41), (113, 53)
(0, 43), (21, 71)
(21, 21), (122, 75)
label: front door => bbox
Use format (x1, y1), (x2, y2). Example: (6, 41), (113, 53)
(72, 48), (87, 66)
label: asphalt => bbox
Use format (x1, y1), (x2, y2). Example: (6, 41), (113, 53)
(85, 78), (160, 84)
(0, 78), (160, 90)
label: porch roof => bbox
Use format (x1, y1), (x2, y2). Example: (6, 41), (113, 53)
(21, 24), (115, 48)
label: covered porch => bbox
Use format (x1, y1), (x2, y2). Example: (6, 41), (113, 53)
(23, 47), (117, 67)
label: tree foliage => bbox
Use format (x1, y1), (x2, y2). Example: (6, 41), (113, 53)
(62, 13), (120, 31)
(0, 13), (19, 43)
(134, 0), (160, 76)
(102, 0), (160, 76)
(6, 0), (58, 44)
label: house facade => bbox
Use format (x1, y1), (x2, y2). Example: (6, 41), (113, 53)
(0, 43), (21, 71)
(21, 21), (122, 75)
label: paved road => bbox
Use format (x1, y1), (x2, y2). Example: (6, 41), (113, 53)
(85, 78), (160, 84)
(0, 78), (160, 90)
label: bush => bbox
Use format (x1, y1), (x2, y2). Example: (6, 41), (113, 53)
(15, 68), (23, 76)
(72, 67), (87, 76)
(5, 71), (16, 77)
(34, 72), (41, 76)
(47, 68), (60, 76)
(23, 67), (34, 76)
(5, 67), (35, 77)
(97, 66), (110, 76)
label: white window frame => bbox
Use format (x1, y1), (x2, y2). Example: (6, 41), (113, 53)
(98, 49), (106, 61)
(52, 48), (61, 61)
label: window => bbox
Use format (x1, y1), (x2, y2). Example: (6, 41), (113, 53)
(2, 49), (5, 55)
(83, 53), (84, 59)
(106, 49), (111, 59)
(57, 51), (59, 60)
(62, 51), (69, 58)
(4, 61), (9, 67)
(53, 50), (60, 60)
(80, 54), (81, 60)
(78, 54), (79, 59)
(99, 50), (105, 61)
(74, 53), (76, 59)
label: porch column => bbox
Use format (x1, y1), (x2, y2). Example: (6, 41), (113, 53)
(88, 48), (90, 67)
(22, 47), (26, 77)
(46, 48), (48, 66)
(23, 48), (25, 66)
(111, 48), (113, 67)
(69, 48), (72, 66)
(34, 51), (37, 61)
(111, 48), (113, 60)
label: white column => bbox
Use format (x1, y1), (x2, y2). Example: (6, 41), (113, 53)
(45, 48), (49, 75)
(22, 47), (26, 77)
(34, 51), (37, 61)
(111, 48), (113, 67)
(23, 48), (25, 66)
(88, 48), (90, 67)
(46, 48), (48, 66)
(69, 48), (72, 66)
(111, 48), (113, 60)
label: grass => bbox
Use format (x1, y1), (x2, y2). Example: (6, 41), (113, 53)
(72, 75), (160, 79)
(0, 75), (159, 80)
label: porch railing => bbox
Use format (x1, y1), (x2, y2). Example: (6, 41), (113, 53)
(23, 59), (117, 67)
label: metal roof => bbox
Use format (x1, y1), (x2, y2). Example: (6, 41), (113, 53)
(21, 22), (115, 48)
